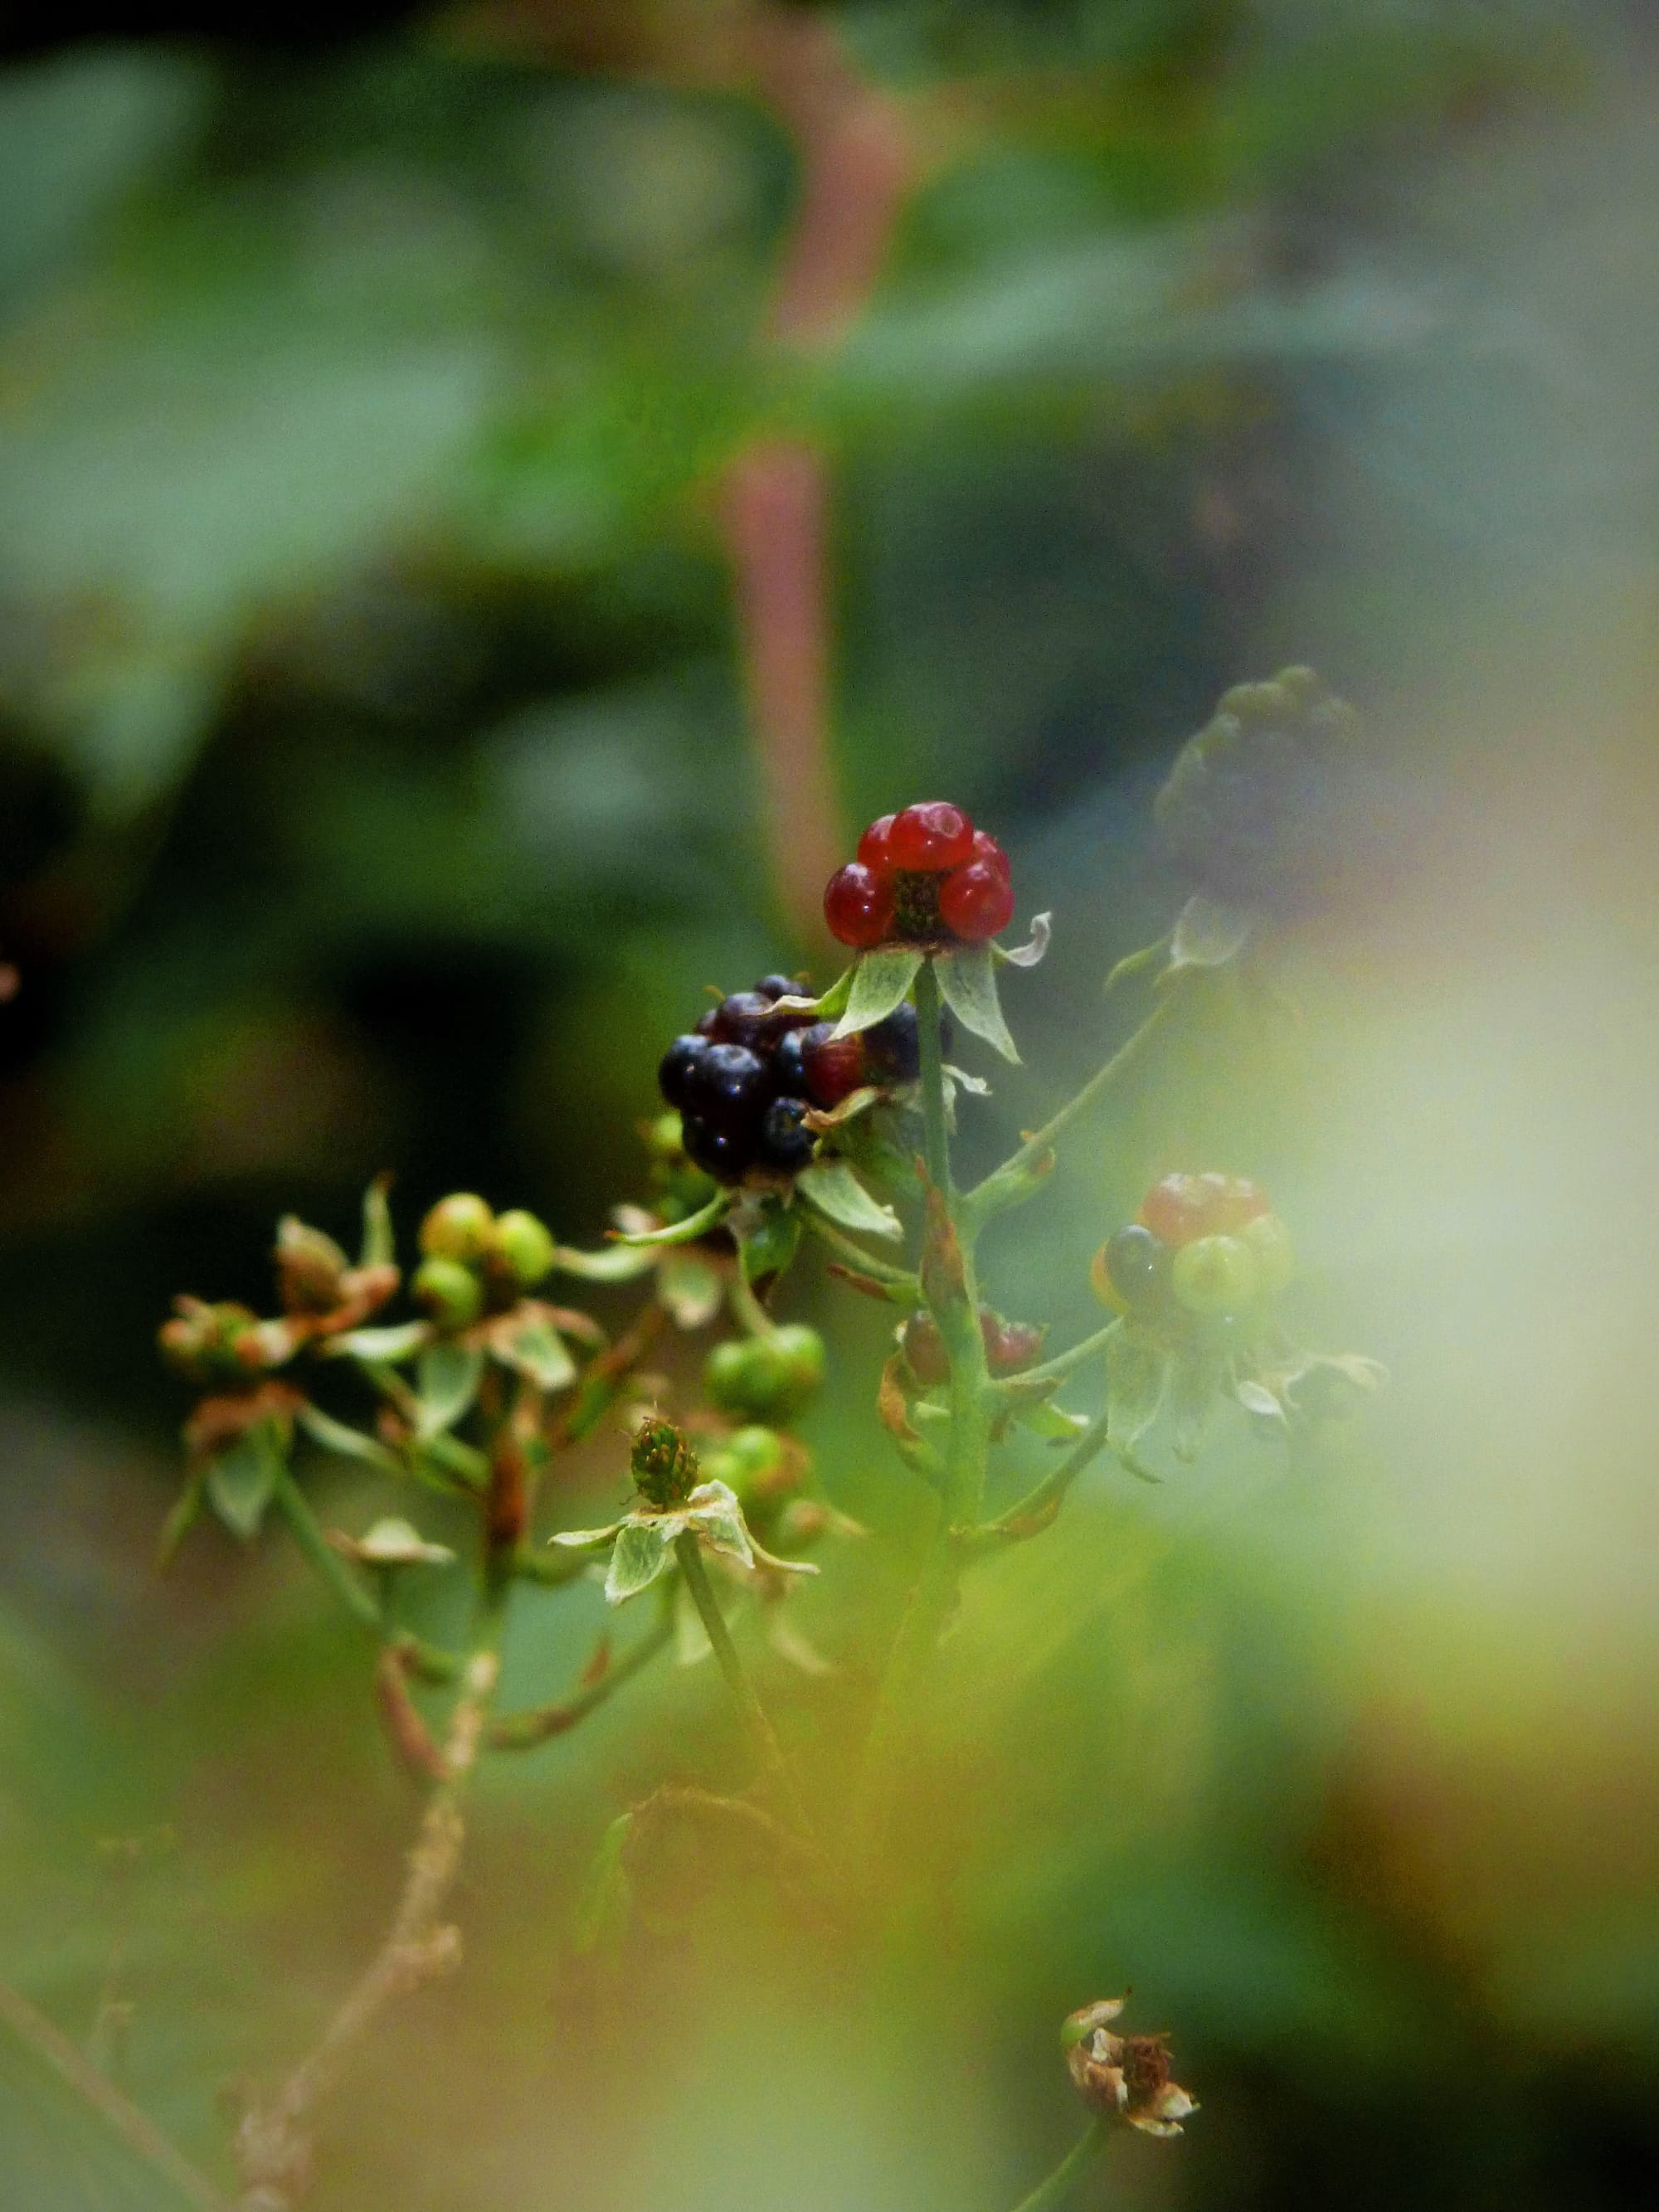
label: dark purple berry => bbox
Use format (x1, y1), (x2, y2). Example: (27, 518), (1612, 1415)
(753, 974), (798, 1001)
(687, 1042), (770, 1125)
(865, 1004), (920, 1082)
(694, 1006), (721, 1038)
(710, 990), (780, 1048)
(658, 1033), (709, 1111)
(800, 1023), (868, 1106)
(681, 1115), (754, 1183)
(772, 1025), (811, 1096)
(1104, 1223), (1170, 1308)
(759, 1096), (815, 1173)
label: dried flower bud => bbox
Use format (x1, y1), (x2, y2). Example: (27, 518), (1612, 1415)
(274, 1217), (351, 1315)
(1062, 1997), (1197, 2138)
(158, 1299), (263, 1387)
(630, 1417), (699, 1510)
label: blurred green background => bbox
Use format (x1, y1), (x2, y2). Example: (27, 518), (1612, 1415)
(2, 2), (1657, 2207)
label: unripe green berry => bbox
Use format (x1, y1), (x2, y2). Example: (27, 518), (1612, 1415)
(1170, 1233), (1259, 1316)
(1238, 1210), (1295, 1296)
(703, 1325), (825, 1424)
(412, 1255), (484, 1332)
(724, 1425), (786, 1480)
(489, 1208), (557, 1289)
(419, 1193), (494, 1263)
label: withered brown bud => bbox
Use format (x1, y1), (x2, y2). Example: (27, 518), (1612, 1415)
(274, 1216), (351, 1314)
(1062, 1998), (1196, 2138)
(630, 1417), (699, 1510)
(158, 1298), (263, 1387)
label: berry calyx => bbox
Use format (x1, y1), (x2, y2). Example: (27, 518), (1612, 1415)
(939, 858), (1015, 941)
(824, 863), (894, 948)
(886, 802), (975, 873)
(1170, 1234), (1259, 1316)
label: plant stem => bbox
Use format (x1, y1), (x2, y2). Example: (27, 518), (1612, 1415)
(991, 1318), (1120, 1398)
(270, 1466), (382, 1633)
(1009, 2120), (1111, 2212)
(674, 1534), (811, 1836)
(915, 956), (952, 1194)
(964, 998), (1175, 1230)
(486, 1614), (674, 1749)
(965, 1406), (1117, 1552)
(234, 1587), (510, 2210)
(0, 1978), (226, 2212)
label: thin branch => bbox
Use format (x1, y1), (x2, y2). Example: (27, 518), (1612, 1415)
(1009, 2120), (1111, 2212)
(798, 1205), (919, 1290)
(233, 1621), (507, 2210)
(486, 1615), (672, 1750)
(674, 1534), (811, 1838)
(991, 1319), (1120, 1398)
(966, 1407), (1117, 1553)
(0, 1978), (226, 2212)
(270, 1469), (382, 1635)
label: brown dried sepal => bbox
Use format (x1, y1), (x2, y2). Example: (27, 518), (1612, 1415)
(1063, 1997), (1197, 2138)
(182, 1379), (303, 1462)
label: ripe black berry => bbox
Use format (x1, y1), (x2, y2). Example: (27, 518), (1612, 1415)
(657, 1033), (708, 1110)
(681, 1115), (753, 1181)
(759, 1096), (815, 1173)
(685, 1041), (770, 1124)
(753, 974), (798, 1001)
(1105, 1223), (1170, 1307)
(799, 1023), (868, 1107)
(694, 1006), (721, 1038)
(864, 1004), (921, 1082)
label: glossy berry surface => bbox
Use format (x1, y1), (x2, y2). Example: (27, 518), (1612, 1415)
(939, 858), (1015, 941)
(799, 1024), (868, 1107)
(824, 862), (894, 948)
(1238, 1210), (1295, 1294)
(657, 1034), (706, 1110)
(856, 814), (896, 873)
(1093, 1223), (1170, 1312)
(687, 1041), (770, 1125)
(971, 828), (1010, 880)
(983, 1315), (1044, 1373)
(1137, 1174), (1215, 1247)
(864, 1004), (922, 1083)
(679, 1115), (752, 1182)
(886, 801), (975, 873)
(753, 974), (798, 1001)
(760, 1096), (815, 1172)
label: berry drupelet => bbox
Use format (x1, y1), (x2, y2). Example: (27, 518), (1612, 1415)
(1091, 1173), (1294, 1324)
(825, 801), (1014, 950)
(656, 978), (937, 1186)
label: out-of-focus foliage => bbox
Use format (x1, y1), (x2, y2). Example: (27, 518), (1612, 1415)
(3, 2), (1658, 2210)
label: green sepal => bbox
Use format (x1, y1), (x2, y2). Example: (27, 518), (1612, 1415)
(552, 1242), (658, 1283)
(775, 966), (851, 1022)
(935, 941), (1020, 1063)
(411, 1430), (490, 1494)
(1103, 936), (1170, 999)
(328, 1320), (430, 1363)
(1106, 1330), (1168, 1453)
(687, 1481), (752, 1567)
(1167, 1345), (1226, 1461)
(157, 1468), (207, 1568)
(206, 1422), (286, 1541)
(606, 1519), (676, 1604)
(611, 1189), (731, 1248)
(490, 1310), (577, 1393)
(359, 1173), (396, 1268)
(795, 1158), (902, 1242)
(573, 1810), (635, 1959)
(1165, 893), (1252, 975)
(548, 1520), (624, 1555)
(295, 1399), (403, 1474)
(831, 945), (923, 1039)
(656, 1250), (724, 1327)
(1014, 1398), (1092, 1441)
(738, 1203), (802, 1289)
(415, 1343), (484, 1439)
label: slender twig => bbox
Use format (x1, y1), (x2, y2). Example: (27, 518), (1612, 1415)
(1009, 2120), (1111, 2212)
(487, 1615), (673, 1750)
(233, 1605), (508, 2210)
(727, 1266), (776, 1340)
(798, 1205), (919, 1290)
(270, 1469), (381, 1633)
(0, 1978), (226, 2212)
(964, 999), (1175, 1230)
(991, 1319), (1121, 1398)
(674, 1534), (811, 1838)
(915, 958), (953, 1196)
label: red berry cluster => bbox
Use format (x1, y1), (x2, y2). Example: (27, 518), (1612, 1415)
(658, 977), (927, 1185)
(824, 802), (1014, 950)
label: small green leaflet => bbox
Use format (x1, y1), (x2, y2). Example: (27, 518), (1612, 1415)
(414, 1344), (484, 1440)
(606, 1520), (674, 1604)
(206, 1424), (285, 1541)
(573, 1811), (635, 1960)
(795, 1158), (902, 1242)
(552, 1242), (657, 1282)
(1106, 1331), (1168, 1452)
(328, 1320), (428, 1362)
(831, 945), (923, 1040)
(491, 1311), (577, 1393)
(359, 1174), (396, 1268)
(295, 1399), (402, 1472)
(936, 942), (1019, 1063)
(1167, 893), (1252, 973)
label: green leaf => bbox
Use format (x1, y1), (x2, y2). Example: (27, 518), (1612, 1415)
(935, 942), (1020, 1063)
(1167, 894), (1252, 973)
(657, 1250), (724, 1327)
(205, 1425), (285, 1541)
(605, 1519), (676, 1604)
(413, 1431), (489, 1493)
(795, 1159), (902, 1242)
(1234, 1378), (1287, 1424)
(295, 1399), (402, 1473)
(831, 945), (923, 1040)
(327, 1320), (429, 1362)
(1014, 1398), (1092, 1441)
(1167, 1346), (1226, 1461)
(685, 1480), (752, 1567)
(611, 1189), (730, 1247)
(156, 1468), (206, 1568)
(737, 1203), (800, 1291)
(1106, 1331), (1168, 1453)
(573, 1811), (635, 1959)
(548, 1521), (623, 1553)
(415, 1343), (483, 1439)
(490, 1310), (577, 1393)
(552, 1242), (659, 1282)
(359, 1174), (396, 1269)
